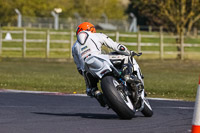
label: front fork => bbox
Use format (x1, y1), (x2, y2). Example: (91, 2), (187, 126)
(136, 90), (145, 111)
(116, 76), (145, 112)
(132, 57), (144, 85)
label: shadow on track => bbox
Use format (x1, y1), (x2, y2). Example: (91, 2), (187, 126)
(32, 112), (119, 120)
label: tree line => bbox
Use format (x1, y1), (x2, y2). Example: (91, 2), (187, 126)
(0, 0), (126, 25)
(0, 0), (199, 34)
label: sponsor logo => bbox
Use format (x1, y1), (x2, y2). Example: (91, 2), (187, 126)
(81, 46), (88, 51)
(81, 48), (91, 56)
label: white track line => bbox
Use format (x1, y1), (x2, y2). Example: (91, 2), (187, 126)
(0, 89), (184, 100)
(148, 97), (183, 101)
(154, 106), (194, 110)
(0, 89), (87, 96)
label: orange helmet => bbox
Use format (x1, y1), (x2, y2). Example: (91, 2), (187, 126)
(76, 22), (96, 36)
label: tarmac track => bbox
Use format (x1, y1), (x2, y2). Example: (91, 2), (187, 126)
(0, 91), (194, 133)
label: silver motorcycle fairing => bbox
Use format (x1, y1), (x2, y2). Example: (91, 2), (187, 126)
(132, 58), (144, 85)
(84, 54), (113, 79)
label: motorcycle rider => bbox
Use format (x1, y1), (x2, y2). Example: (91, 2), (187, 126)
(72, 22), (135, 107)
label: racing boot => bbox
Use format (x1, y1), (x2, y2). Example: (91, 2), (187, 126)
(86, 87), (96, 97)
(86, 87), (106, 107)
(94, 90), (106, 107)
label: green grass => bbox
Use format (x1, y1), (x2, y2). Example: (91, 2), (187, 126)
(0, 58), (85, 93)
(139, 59), (200, 101)
(0, 58), (199, 101)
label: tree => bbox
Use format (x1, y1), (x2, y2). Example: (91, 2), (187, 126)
(0, 0), (16, 26)
(186, 0), (200, 35)
(128, 0), (200, 34)
(72, 0), (126, 19)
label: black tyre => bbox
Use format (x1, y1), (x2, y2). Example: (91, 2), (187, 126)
(141, 98), (153, 117)
(101, 76), (135, 119)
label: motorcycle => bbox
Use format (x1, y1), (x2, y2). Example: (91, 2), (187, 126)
(84, 51), (153, 119)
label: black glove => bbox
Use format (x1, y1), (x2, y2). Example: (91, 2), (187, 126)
(130, 51), (142, 56)
(130, 51), (134, 56)
(130, 51), (138, 56)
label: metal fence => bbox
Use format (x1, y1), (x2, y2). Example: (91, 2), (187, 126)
(21, 16), (129, 31)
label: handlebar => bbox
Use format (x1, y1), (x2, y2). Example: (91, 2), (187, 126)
(109, 51), (142, 57)
(131, 51), (142, 57)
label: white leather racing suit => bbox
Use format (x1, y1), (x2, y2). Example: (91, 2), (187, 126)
(72, 31), (131, 95)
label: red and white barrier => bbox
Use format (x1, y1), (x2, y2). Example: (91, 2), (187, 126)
(191, 76), (200, 133)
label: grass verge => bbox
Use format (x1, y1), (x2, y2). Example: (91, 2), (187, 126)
(0, 58), (199, 101)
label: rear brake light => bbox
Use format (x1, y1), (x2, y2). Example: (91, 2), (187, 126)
(100, 70), (108, 75)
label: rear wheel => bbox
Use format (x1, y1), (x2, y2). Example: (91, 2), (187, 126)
(101, 76), (135, 119)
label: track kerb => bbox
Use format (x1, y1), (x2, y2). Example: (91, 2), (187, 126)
(191, 76), (200, 133)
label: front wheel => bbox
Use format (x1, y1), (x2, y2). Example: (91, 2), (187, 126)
(101, 76), (135, 119)
(141, 98), (153, 117)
